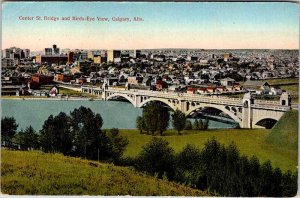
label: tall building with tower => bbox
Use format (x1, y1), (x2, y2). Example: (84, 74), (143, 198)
(67, 51), (74, 64)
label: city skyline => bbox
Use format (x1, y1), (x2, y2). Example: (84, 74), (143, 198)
(2, 2), (299, 51)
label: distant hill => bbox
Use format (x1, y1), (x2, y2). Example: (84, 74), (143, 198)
(1, 150), (210, 196)
(266, 110), (298, 150)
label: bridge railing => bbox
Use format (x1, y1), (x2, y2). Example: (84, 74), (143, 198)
(254, 100), (281, 105)
(251, 104), (290, 111)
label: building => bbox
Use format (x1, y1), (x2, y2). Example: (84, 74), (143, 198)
(130, 50), (141, 58)
(224, 53), (232, 61)
(3, 49), (12, 58)
(35, 55), (68, 65)
(24, 49), (30, 58)
(67, 51), (74, 64)
(1, 58), (14, 67)
(31, 74), (54, 85)
(45, 48), (53, 55)
(107, 50), (121, 62)
(156, 80), (168, 90)
(53, 44), (60, 55)
(128, 76), (143, 85)
(220, 77), (235, 87)
(94, 55), (106, 64)
(54, 73), (72, 82)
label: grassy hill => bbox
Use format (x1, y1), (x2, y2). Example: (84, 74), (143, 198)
(120, 128), (298, 172)
(1, 150), (210, 196)
(266, 110), (298, 150)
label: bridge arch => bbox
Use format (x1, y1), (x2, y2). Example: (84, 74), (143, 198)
(186, 103), (242, 127)
(106, 93), (136, 107)
(138, 98), (177, 111)
(254, 117), (278, 129)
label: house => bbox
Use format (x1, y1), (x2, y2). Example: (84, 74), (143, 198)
(206, 87), (216, 93)
(220, 77), (235, 87)
(128, 76), (143, 85)
(104, 77), (119, 86)
(54, 73), (72, 83)
(49, 86), (59, 97)
(156, 80), (168, 91)
(216, 86), (226, 93)
(76, 77), (87, 84)
(187, 87), (196, 94)
(142, 76), (152, 87)
(196, 88), (207, 94)
(31, 74), (53, 85)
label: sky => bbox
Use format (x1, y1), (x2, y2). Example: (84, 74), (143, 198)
(2, 2), (299, 51)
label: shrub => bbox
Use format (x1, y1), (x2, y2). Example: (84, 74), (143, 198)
(134, 137), (175, 179)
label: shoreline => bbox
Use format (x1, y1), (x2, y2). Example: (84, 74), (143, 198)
(0, 96), (103, 101)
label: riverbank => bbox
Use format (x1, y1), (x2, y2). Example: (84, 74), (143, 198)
(0, 96), (102, 101)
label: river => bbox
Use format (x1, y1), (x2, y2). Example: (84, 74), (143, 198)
(1, 99), (237, 131)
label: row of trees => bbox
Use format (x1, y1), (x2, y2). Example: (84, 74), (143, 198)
(184, 119), (209, 130)
(136, 102), (210, 135)
(1, 107), (128, 163)
(130, 138), (297, 197)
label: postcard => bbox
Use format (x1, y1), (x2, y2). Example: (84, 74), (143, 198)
(1, 1), (299, 196)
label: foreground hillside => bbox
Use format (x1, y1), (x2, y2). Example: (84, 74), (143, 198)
(1, 150), (209, 196)
(120, 128), (298, 172)
(266, 110), (298, 150)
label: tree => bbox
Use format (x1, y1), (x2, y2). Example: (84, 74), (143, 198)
(185, 120), (193, 130)
(107, 128), (129, 162)
(19, 126), (39, 150)
(175, 144), (205, 188)
(193, 119), (199, 130)
(203, 119), (209, 130)
(157, 105), (170, 136)
(135, 137), (175, 179)
(39, 113), (72, 155)
(172, 109), (186, 134)
(1, 117), (18, 146)
(142, 102), (169, 136)
(70, 106), (105, 159)
(136, 116), (145, 134)
(198, 119), (203, 130)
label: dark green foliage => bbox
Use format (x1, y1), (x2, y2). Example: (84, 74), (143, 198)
(70, 106), (105, 159)
(135, 137), (175, 179)
(172, 109), (186, 134)
(1, 117), (18, 146)
(174, 144), (205, 189)
(203, 119), (209, 130)
(193, 118), (209, 130)
(141, 102), (170, 135)
(38, 106), (127, 163)
(184, 120), (193, 130)
(134, 137), (298, 197)
(39, 113), (72, 155)
(193, 119), (199, 130)
(18, 126), (39, 150)
(136, 116), (146, 134)
(107, 128), (129, 162)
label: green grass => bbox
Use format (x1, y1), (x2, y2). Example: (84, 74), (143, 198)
(266, 110), (298, 150)
(280, 84), (299, 103)
(1, 150), (209, 196)
(120, 128), (298, 172)
(265, 78), (298, 86)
